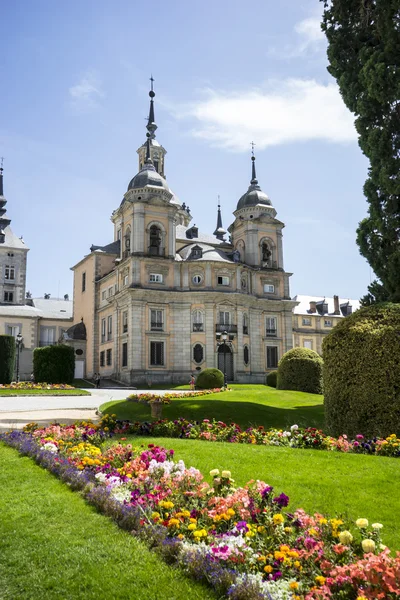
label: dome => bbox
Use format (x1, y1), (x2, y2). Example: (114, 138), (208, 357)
(236, 183), (271, 211)
(127, 163), (169, 192)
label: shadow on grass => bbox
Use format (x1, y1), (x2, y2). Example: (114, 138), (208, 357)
(104, 399), (325, 430)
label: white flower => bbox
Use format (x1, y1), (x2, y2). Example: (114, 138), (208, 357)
(282, 431), (291, 437)
(290, 424), (299, 431)
(42, 442), (58, 453)
(95, 472), (107, 483)
(111, 487), (131, 503)
(372, 522), (383, 530)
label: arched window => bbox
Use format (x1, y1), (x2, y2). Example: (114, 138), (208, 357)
(244, 345), (250, 366)
(124, 228), (131, 258)
(192, 310), (204, 332)
(149, 225), (162, 256)
(261, 241), (271, 264)
(193, 344), (204, 364)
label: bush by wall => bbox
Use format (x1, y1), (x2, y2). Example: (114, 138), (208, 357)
(323, 303), (400, 439)
(33, 345), (75, 384)
(266, 370), (278, 388)
(0, 335), (16, 384)
(277, 347), (323, 394)
(196, 368), (224, 390)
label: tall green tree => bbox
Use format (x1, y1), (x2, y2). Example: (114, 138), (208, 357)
(321, 0), (400, 304)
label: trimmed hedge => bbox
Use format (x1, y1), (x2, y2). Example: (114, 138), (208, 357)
(277, 347), (323, 394)
(0, 335), (16, 384)
(266, 370), (278, 388)
(33, 345), (75, 384)
(323, 303), (400, 438)
(196, 368), (224, 390)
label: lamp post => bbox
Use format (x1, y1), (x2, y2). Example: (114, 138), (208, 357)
(15, 332), (23, 383)
(221, 330), (229, 389)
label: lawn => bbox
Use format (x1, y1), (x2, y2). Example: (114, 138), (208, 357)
(0, 443), (215, 600)
(101, 384), (324, 430)
(0, 389), (90, 396)
(113, 435), (400, 552)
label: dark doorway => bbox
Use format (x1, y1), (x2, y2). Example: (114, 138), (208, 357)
(217, 344), (234, 381)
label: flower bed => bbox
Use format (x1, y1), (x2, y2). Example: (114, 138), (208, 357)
(1, 420), (400, 599)
(0, 382), (75, 390)
(127, 388), (227, 404)
(115, 418), (400, 458)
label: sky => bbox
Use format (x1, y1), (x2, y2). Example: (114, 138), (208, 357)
(1, 0), (372, 301)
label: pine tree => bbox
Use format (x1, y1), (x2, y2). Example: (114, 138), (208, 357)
(321, 0), (400, 303)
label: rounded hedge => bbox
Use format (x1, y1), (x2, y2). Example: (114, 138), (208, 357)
(323, 303), (400, 439)
(196, 368), (224, 389)
(0, 335), (16, 384)
(266, 370), (278, 388)
(33, 344), (75, 384)
(277, 347), (323, 394)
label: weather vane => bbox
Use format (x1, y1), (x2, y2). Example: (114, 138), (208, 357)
(250, 141), (256, 155)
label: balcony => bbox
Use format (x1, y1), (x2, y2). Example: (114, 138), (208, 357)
(193, 323), (204, 332)
(151, 321), (164, 331)
(266, 329), (277, 337)
(148, 246), (165, 257)
(215, 324), (238, 334)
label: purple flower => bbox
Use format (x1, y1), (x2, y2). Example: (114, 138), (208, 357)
(273, 493), (289, 507)
(261, 486), (273, 498)
(272, 571), (282, 580)
(236, 520), (248, 532)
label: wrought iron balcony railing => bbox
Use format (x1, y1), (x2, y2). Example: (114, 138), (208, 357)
(215, 324), (238, 334)
(193, 323), (204, 332)
(151, 321), (164, 330)
(266, 329), (277, 337)
(148, 246), (165, 257)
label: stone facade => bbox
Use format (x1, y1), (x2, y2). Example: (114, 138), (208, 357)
(71, 85), (297, 385)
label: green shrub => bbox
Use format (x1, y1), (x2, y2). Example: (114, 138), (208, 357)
(323, 303), (400, 438)
(195, 368), (224, 389)
(0, 335), (16, 384)
(277, 347), (323, 394)
(266, 370), (278, 388)
(33, 345), (75, 384)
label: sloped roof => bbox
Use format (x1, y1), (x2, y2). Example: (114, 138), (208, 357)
(176, 224), (227, 246)
(90, 240), (120, 255)
(292, 295), (360, 316)
(178, 243), (234, 264)
(31, 298), (73, 319)
(1, 225), (28, 250)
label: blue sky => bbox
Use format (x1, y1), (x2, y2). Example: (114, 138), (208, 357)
(1, 0), (371, 301)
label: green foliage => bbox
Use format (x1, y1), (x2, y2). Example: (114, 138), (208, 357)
(322, 0), (400, 302)
(266, 370), (278, 388)
(0, 335), (16, 384)
(277, 348), (323, 394)
(33, 345), (75, 384)
(195, 368), (224, 389)
(323, 303), (400, 438)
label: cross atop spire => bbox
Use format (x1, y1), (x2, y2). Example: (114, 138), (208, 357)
(213, 195), (226, 241)
(250, 142), (258, 185)
(147, 75), (157, 138)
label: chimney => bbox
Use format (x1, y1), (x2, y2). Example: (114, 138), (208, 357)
(309, 301), (317, 313)
(333, 295), (340, 315)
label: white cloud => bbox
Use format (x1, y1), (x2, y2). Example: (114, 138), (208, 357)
(267, 10), (326, 59)
(69, 72), (104, 110)
(176, 79), (356, 151)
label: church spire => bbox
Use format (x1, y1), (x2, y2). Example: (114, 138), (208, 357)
(0, 157), (4, 197)
(213, 195), (227, 241)
(0, 160), (11, 244)
(147, 75), (157, 139)
(250, 141), (258, 184)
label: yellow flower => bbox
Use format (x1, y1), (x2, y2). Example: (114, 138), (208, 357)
(189, 518), (197, 523)
(273, 514), (284, 525)
(315, 576), (326, 586)
(210, 469), (220, 477)
(362, 539), (376, 553)
(221, 470), (231, 478)
(308, 528), (318, 537)
(227, 508), (235, 516)
(356, 518), (369, 528)
(168, 518), (180, 528)
(177, 534), (184, 540)
(274, 551), (285, 560)
(151, 512), (160, 519)
(289, 582), (299, 590)
(264, 565), (273, 573)
(188, 523), (197, 531)
(339, 530), (353, 545)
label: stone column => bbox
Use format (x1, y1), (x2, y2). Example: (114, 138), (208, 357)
(276, 229), (284, 270)
(205, 303), (215, 368)
(205, 263), (212, 288)
(131, 301), (145, 372)
(168, 216), (175, 258)
(133, 204), (145, 253)
(170, 302), (192, 381)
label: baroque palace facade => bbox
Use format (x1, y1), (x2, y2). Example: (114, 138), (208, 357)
(70, 83), (297, 385)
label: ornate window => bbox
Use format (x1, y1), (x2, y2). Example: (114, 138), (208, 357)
(149, 225), (163, 256)
(192, 310), (204, 332)
(192, 274), (202, 284)
(266, 346), (278, 369)
(190, 245), (203, 259)
(243, 345), (250, 366)
(243, 313), (249, 335)
(150, 341), (164, 366)
(217, 276), (230, 286)
(150, 309), (164, 331)
(266, 316), (277, 337)
(193, 344), (204, 364)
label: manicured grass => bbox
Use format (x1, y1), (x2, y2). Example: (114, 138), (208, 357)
(0, 389), (90, 396)
(115, 436), (400, 552)
(73, 378), (95, 388)
(0, 443), (215, 600)
(101, 384), (324, 430)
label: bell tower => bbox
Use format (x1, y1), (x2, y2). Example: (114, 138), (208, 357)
(136, 76), (167, 177)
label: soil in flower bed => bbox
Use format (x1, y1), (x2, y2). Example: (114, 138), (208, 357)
(117, 435), (400, 552)
(0, 443), (215, 600)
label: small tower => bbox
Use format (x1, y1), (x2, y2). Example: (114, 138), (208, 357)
(213, 197), (227, 241)
(136, 76), (167, 176)
(0, 160), (29, 304)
